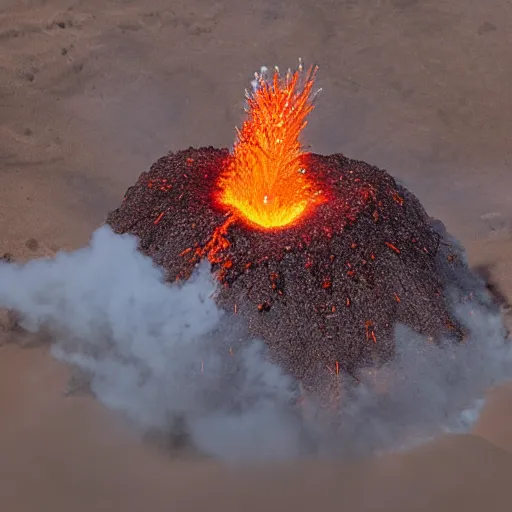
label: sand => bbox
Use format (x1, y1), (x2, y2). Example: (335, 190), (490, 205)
(1, 0), (512, 509)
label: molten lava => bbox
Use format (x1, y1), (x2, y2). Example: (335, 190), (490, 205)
(217, 63), (324, 230)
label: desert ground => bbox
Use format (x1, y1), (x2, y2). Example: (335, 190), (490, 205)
(1, 0), (512, 509)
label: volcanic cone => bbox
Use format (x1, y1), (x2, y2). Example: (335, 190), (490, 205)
(107, 64), (486, 393)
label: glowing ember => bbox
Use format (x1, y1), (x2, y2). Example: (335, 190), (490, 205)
(217, 63), (324, 230)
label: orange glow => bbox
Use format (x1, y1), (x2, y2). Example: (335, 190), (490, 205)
(217, 63), (325, 230)
(196, 216), (235, 264)
(365, 320), (377, 343)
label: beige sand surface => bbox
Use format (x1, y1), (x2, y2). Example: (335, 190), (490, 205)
(1, 0), (512, 509)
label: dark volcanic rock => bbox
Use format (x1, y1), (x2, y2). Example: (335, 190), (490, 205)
(107, 147), (488, 392)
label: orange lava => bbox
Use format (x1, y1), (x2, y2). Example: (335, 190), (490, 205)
(217, 63), (325, 230)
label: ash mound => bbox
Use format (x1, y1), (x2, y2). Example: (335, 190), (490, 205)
(107, 147), (492, 395)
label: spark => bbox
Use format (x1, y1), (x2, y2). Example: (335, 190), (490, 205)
(154, 211), (165, 225)
(384, 241), (401, 254)
(257, 302), (270, 312)
(322, 278), (332, 289)
(365, 320), (377, 343)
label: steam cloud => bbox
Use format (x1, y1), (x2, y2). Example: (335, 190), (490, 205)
(0, 226), (511, 462)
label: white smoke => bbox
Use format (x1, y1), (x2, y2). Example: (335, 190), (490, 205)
(0, 225), (511, 462)
(335, 308), (511, 458)
(0, 227), (304, 461)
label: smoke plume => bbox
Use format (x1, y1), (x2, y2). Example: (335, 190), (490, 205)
(0, 226), (510, 462)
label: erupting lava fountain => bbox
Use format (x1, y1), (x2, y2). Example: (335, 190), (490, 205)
(107, 63), (489, 395)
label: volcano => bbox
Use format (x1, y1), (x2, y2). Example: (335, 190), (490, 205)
(106, 64), (485, 394)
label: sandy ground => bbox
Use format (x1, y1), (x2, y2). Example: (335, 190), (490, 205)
(1, 0), (512, 509)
